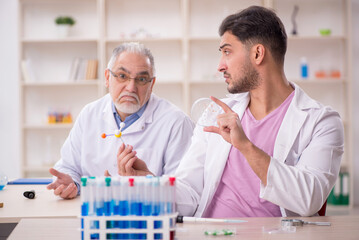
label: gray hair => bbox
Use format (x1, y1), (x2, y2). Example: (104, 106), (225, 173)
(107, 42), (156, 76)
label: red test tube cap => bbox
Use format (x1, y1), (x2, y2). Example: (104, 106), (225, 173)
(129, 178), (134, 187)
(169, 177), (176, 186)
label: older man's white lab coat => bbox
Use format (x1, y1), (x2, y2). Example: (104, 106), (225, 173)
(54, 93), (194, 184)
(176, 83), (344, 217)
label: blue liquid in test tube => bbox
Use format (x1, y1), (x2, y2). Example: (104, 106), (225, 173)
(119, 177), (130, 239)
(81, 177), (89, 240)
(136, 178), (146, 239)
(153, 177), (163, 240)
(88, 177), (99, 240)
(129, 178), (141, 239)
(104, 177), (115, 239)
(112, 177), (121, 239)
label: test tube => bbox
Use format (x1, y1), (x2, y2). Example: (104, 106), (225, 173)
(104, 177), (112, 216)
(120, 177), (130, 239)
(80, 177), (89, 240)
(168, 176), (176, 238)
(153, 177), (163, 240)
(168, 177), (176, 214)
(88, 177), (96, 216)
(81, 177), (89, 216)
(104, 177), (115, 239)
(111, 177), (121, 239)
(144, 176), (153, 217)
(129, 178), (140, 239)
(95, 177), (104, 216)
(136, 178), (146, 239)
(88, 177), (99, 239)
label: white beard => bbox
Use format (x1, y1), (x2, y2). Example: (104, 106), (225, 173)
(115, 92), (141, 114)
(116, 101), (140, 114)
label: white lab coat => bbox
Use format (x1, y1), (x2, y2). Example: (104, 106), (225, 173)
(54, 93), (194, 185)
(175, 83), (344, 217)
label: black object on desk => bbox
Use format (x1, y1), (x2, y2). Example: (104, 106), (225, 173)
(23, 190), (36, 199)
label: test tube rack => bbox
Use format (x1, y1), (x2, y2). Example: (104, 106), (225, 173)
(81, 213), (177, 240)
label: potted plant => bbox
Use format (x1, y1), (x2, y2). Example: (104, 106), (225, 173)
(55, 16), (75, 37)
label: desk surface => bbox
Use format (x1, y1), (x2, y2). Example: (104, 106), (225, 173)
(0, 184), (80, 222)
(8, 215), (359, 240)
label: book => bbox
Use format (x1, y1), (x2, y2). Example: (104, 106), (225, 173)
(68, 58), (98, 81)
(68, 57), (81, 81)
(8, 178), (53, 185)
(21, 59), (36, 82)
(85, 59), (98, 80)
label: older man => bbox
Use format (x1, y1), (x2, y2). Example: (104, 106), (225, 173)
(47, 42), (194, 199)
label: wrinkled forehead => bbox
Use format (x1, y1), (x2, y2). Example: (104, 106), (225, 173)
(114, 52), (152, 75)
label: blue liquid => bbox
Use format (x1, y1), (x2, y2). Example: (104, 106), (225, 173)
(0, 185), (5, 190)
(104, 201), (112, 216)
(81, 202), (89, 216)
(143, 204), (152, 216)
(114, 204), (120, 215)
(119, 200), (129, 216)
(96, 207), (103, 216)
(153, 203), (162, 240)
(90, 233), (99, 239)
(130, 202), (139, 239)
(119, 200), (130, 239)
(166, 202), (172, 213)
(153, 204), (160, 216)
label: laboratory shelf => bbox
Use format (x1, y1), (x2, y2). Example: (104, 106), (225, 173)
(22, 80), (99, 87)
(23, 124), (74, 130)
(21, 38), (99, 43)
(18, 0), (353, 207)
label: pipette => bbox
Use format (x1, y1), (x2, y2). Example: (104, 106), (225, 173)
(176, 216), (247, 223)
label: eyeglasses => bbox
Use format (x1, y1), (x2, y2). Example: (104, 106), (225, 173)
(108, 69), (154, 86)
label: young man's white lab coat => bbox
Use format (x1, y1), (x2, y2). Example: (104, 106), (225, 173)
(54, 93), (194, 185)
(175, 83), (344, 217)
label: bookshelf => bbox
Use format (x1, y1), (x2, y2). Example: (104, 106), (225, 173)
(18, 0), (353, 209)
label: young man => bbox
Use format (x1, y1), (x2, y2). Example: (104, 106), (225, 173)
(175, 6), (344, 217)
(47, 42), (194, 199)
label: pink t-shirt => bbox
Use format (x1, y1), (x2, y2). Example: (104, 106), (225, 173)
(203, 91), (294, 218)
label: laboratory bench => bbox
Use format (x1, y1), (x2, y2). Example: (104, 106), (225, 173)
(6, 215), (359, 240)
(1, 184), (359, 239)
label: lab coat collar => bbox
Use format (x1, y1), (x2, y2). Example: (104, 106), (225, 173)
(102, 93), (157, 134)
(222, 83), (321, 163)
(102, 94), (118, 129)
(273, 82), (320, 162)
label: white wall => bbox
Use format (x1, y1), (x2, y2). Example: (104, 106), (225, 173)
(352, 0), (359, 206)
(0, 0), (20, 179)
(0, 0), (358, 205)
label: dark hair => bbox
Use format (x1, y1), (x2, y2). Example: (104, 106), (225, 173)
(219, 6), (287, 65)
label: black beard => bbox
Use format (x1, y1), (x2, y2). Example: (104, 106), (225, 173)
(227, 62), (260, 94)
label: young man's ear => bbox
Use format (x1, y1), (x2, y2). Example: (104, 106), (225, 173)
(252, 44), (265, 65)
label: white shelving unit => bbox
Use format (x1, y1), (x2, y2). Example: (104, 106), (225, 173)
(271, 0), (353, 209)
(18, 0), (353, 208)
(18, 0), (104, 177)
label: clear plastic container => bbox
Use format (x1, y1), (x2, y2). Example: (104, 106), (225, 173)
(0, 170), (8, 190)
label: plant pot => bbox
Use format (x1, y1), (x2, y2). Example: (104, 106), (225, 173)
(56, 24), (71, 38)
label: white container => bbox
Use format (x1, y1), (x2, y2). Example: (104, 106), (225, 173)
(56, 25), (71, 38)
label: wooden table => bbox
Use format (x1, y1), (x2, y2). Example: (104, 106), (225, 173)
(8, 215), (359, 240)
(0, 184), (80, 223)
